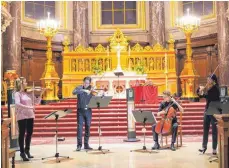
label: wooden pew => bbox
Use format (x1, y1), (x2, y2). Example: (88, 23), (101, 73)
(214, 114), (229, 168)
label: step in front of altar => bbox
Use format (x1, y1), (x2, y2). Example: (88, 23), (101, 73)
(1, 99), (207, 137)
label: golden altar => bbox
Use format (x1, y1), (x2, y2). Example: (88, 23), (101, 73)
(62, 29), (177, 98)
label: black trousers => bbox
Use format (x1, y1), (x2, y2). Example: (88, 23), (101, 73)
(202, 113), (218, 150)
(152, 122), (178, 144)
(18, 118), (34, 153)
(77, 108), (92, 146)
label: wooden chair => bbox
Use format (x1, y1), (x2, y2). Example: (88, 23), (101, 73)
(9, 149), (16, 168)
(161, 110), (183, 148)
(1, 118), (16, 168)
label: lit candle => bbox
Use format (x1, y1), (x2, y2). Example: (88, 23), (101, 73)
(128, 45), (130, 56)
(107, 46), (109, 57)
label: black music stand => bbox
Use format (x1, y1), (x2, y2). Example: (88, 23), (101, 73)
(130, 110), (157, 153)
(86, 96), (112, 154)
(42, 109), (72, 163)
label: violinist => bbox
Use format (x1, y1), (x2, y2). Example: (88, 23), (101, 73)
(72, 76), (95, 151)
(152, 91), (184, 151)
(197, 74), (220, 155)
(14, 77), (45, 161)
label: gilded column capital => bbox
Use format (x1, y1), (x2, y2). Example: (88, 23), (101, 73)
(1, 4), (12, 33)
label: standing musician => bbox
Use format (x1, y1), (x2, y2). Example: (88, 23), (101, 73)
(73, 76), (95, 151)
(197, 74), (220, 155)
(152, 91), (184, 151)
(14, 77), (45, 161)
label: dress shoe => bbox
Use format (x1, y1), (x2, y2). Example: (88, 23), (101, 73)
(20, 153), (29, 161)
(198, 147), (207, 154)
(212, 149), (217, 155)
(170, 143), (176, 151)
(76, 145), (82, 151)
(84, 145), (93, 150)
(25, 150), (34, 158)
(152, 142), (160, 150)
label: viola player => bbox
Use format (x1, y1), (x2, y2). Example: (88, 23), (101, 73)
(152, 91), (184, 151)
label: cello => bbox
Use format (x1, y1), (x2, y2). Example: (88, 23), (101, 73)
(155, 99), (178, 136)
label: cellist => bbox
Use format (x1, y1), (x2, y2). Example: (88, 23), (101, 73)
(152, 91), (184, 151)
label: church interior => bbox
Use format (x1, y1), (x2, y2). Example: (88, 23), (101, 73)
(1, 1), (229, 168)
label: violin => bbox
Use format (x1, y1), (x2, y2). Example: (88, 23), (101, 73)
(155, 98), (179, 135)
(84, 85), (102, 96)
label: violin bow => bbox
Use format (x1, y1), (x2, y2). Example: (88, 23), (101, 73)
(204, 64), (220, 87)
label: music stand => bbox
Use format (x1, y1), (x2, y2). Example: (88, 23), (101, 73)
(42, 109), (72, 163)
(130, 110), (157, 153)
(86, 96), (112, 154)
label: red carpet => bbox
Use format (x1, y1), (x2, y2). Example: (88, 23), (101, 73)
(2, 98), (208, 137)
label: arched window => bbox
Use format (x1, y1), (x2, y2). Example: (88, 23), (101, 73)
(24, 1), (55, 20)
(182, 1), (214, 18)
(101, 1), (137, 25)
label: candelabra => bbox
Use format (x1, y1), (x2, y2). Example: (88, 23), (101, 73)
(176, 9), (200, 101)
(37, 12), (60, 102)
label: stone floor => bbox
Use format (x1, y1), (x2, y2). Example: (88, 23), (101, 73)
(12, 136), (218, 168)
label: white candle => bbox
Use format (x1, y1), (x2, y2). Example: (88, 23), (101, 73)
(128, 45), (130, 56)
(107, 46), (109, 57)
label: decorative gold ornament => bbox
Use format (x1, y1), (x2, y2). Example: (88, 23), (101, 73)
(1, 1), (7, 8)
(108, 28), (130, 52)
(75, 44), (87, 52)
(95, 44), (106, 52)
(152, 43), (167, 52)
(131, 43), (144, 52)
(4, 70), (18, 89)
(62, 36), (70, 52)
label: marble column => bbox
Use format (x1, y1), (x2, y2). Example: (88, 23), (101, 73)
(217, 2), (229, 86)
(149, 1), (165, 46)
(73, 1), (89, 49)
(3, 2), (21, 76)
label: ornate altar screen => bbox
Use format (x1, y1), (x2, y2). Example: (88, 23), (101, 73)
(62, 29), (177, 98)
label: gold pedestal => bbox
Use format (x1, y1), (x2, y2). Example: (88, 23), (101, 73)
(40, 36), (60, 102)
(179, 32), (199, 101)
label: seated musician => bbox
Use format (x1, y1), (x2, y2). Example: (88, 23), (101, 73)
(152, 91), (184, 151)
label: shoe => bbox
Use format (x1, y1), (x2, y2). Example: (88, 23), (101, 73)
(25, 150), (34, 158)
(76, 145), (82, 151)
(198, 147), (207, 154)
(212, 149), (217, 155)
(152, 142), (160, 150)
(84, 145), (93, 150)
(170, 143), (176, 151)
(20, 153), (29, 161)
